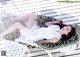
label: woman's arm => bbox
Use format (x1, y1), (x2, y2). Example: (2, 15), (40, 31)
(45, 20), (63, 26)
(36, 38), (59, 44)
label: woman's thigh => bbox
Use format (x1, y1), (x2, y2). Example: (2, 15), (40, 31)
(25, 13), (37, 29)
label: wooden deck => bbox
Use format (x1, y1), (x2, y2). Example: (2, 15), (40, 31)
(0, 0), (80, 57)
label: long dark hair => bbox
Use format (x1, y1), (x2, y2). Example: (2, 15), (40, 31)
(56, 23), (76, 40)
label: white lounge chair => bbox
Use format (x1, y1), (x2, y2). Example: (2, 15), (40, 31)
(0, 40), (31, 57)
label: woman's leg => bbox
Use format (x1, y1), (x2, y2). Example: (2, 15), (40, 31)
(8, 13), (37, 29)
(0, 22), (30, 46)
(0, 22), (26, 37)
(8, 13), (35, 22)
(26, 13), (37, 29)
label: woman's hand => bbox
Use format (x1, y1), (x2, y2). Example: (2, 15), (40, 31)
(57, 20), (63, 24)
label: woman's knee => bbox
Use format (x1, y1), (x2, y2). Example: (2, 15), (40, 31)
(28, 13), (36, 19)
(15, 22), (22, 26)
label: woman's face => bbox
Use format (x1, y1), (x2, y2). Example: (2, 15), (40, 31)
(60, 26), (71, 35)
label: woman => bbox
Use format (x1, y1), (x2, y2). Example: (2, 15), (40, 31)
(0, 13), (75, 46)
